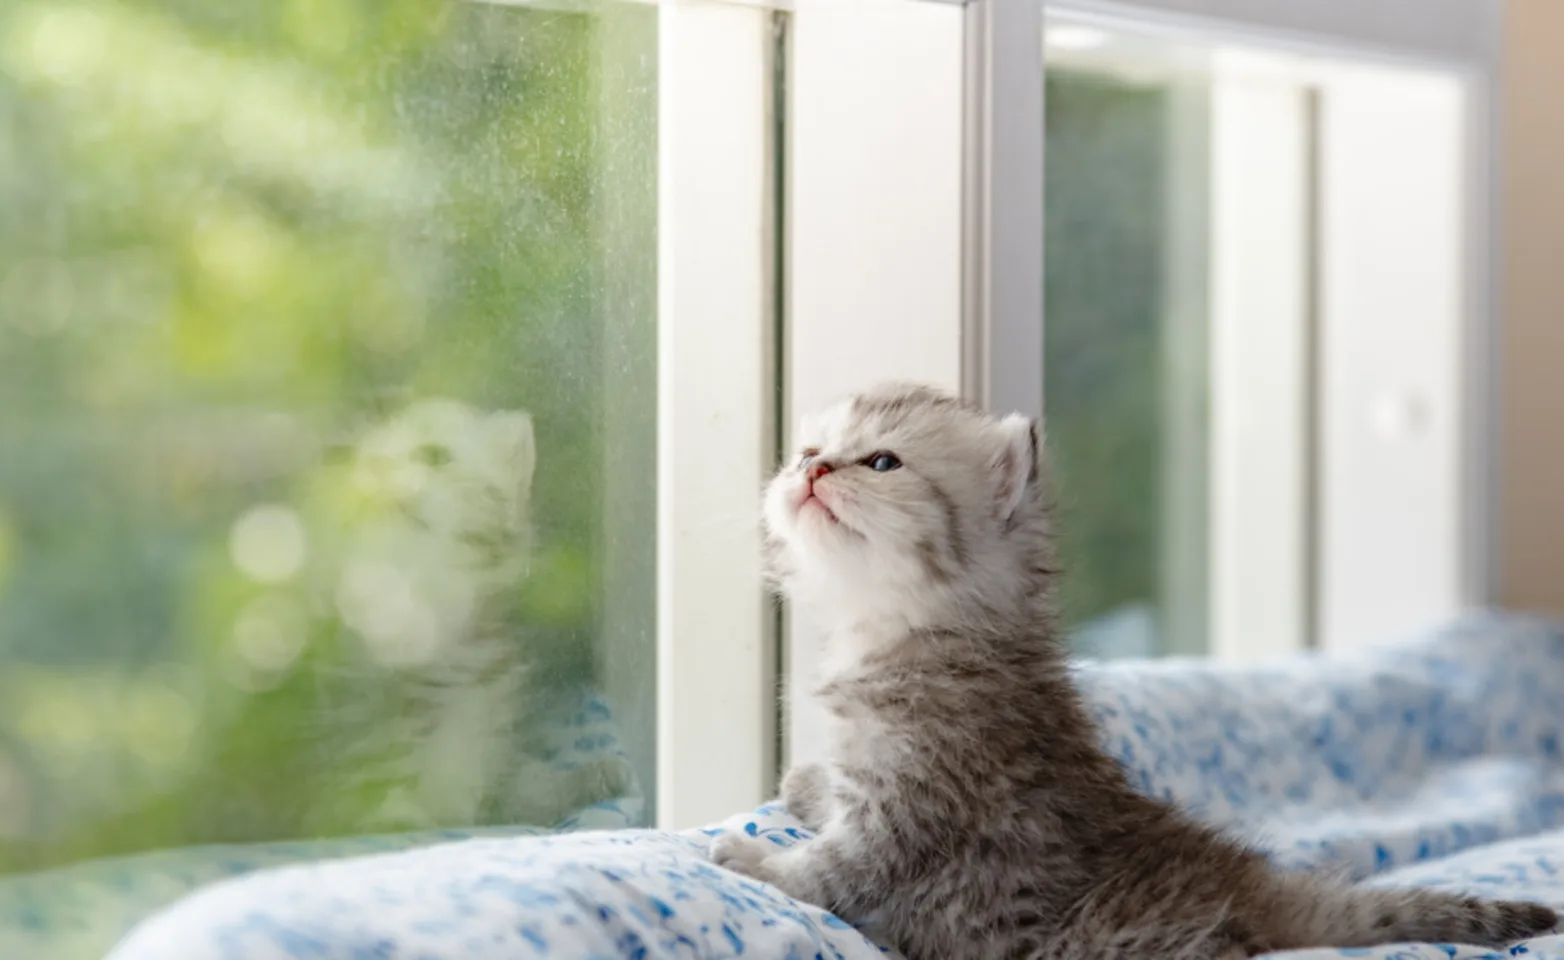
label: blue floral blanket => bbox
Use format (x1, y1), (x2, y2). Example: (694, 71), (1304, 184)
(55, 615), (1564, 957)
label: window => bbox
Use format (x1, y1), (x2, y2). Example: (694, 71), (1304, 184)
(0, 0), (780, 902)
(1040, 11), (1477, 660)
(0, 0), (1506, 949)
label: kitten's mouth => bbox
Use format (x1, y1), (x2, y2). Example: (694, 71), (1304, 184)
(798, 492), (839, 524)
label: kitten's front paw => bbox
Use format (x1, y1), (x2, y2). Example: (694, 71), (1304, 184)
(780, 763), (830, 831)
(710, 832), (777, 881)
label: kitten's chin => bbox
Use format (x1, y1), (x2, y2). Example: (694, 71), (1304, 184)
(779, 531), (957, 629)
(767, 493), (849, 551)
(798, 495), (838, 524)
(781, 511), (865, 565)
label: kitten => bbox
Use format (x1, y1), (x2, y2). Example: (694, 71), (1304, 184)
(712, 383), (1556, 960)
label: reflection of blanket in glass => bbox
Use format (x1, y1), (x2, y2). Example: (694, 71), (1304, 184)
(0, 691), (642, 960)
(103, 614), (1564, 959)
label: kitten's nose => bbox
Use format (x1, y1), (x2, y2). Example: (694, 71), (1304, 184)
(806, 461), (833, 485)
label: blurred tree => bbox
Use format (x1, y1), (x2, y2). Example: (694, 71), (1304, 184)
(0, 0), (655, 871)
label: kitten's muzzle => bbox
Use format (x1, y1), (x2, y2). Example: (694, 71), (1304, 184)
(795, 465), (840, 523)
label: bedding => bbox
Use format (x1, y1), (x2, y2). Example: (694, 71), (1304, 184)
(41, 612), (1564, 958)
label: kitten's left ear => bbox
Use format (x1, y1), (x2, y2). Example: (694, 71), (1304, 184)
(993, 413), (1039, 521)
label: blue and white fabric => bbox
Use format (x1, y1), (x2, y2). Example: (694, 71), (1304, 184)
(46, 613), (1564, 957)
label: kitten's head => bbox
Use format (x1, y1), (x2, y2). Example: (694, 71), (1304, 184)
(763, 383), (1050, 631)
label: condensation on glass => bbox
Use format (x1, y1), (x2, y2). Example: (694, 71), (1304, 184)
(0, 0), (660, 880)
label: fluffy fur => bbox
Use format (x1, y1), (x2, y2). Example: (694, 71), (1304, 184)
(712, 382), (1556, 959)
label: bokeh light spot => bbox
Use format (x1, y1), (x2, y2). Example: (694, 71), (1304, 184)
(12, 3), (110, 88)
(123, 678), (198, 767)
(229, 504), (307, 583)
(231, 592), (310, 684)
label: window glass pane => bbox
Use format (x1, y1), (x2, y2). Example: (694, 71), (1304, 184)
(0, 0), (659, 896)
(1047, 53), (1212, 659)
(1044, 27), (1309, 659)
(1044, 22), (1467, 660)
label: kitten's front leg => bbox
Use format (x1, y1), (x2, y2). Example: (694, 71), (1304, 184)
(780, 763), (832, 831)
(711, 826), (857, 910)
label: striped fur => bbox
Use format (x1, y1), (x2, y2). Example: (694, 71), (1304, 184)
(714, 382), (1556, 959)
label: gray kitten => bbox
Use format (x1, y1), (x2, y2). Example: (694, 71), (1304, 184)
(711, 383), (1556, 959)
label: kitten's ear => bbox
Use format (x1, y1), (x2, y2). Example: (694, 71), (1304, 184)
(489, 410), (536, 492)
(992, 413), (1039, 521)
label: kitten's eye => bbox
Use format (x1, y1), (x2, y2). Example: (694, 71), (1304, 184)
(798, 448), (821, 470)
(865, 452), (902, 472)
(414, 443), (452, 467)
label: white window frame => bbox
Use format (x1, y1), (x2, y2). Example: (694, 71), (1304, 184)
(652, 0), (786, 829)
(1311, 59), (1473, 650)
(1204, 57), (1313, 659)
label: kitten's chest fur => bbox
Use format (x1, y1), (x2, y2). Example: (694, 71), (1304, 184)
(813, 630), (1146, 856)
